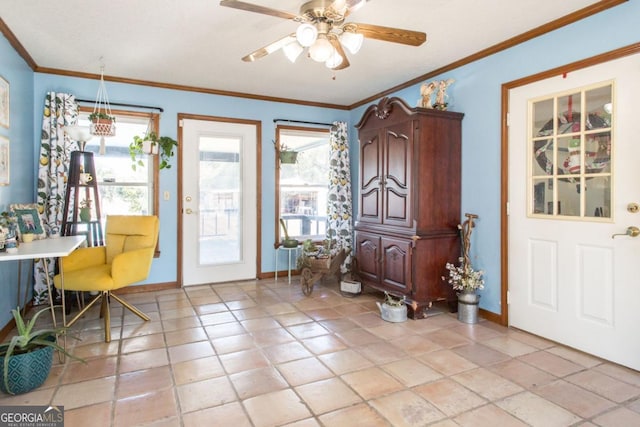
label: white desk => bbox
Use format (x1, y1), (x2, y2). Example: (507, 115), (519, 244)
(0, 235), (86, 324)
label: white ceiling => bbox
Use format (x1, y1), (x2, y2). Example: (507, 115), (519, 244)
(0, 0), (608, 107)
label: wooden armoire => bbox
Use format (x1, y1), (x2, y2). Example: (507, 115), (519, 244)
(354, 97), (463, 319)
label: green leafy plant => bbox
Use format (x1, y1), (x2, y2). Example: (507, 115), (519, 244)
(129, 132), (178, 170)
(79, 198), (92, 209)
(0, 307), (84, 394)
(0, 211), (17, 234)
(88, 112), (115, 122)
(383, 292), (406, 307)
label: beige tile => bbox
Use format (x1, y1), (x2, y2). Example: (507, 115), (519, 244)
(164, 327), (208, 346)
(295, 377), (362, 415)
(194, 302), (228, 315)
(302, 334), (347, 355)
(389, 334), (443, 356)
(172, 355), (225, 385)
(251, 328), (296, 347)
(64, 402), (112, 427)
(566, 370), (640, 403)
(219, 349), (270, 374)
(263, 341), (312, 364)
(319, 403), (389, 427)
(229, 366), (288, 399)
(116, 365), (173, 399)
(277, 357), (334, 386)
(356, 341), (408, 365)
(382, 358), (443, 387)
(367, 323), (414, 340)
(243, 389), (312, 427)
(453, 367), (523, 400)
(287, 322), (330, 339)
(452, 343), (512, 366)
(419, 349), (478, 376)
(595, 363), (640, 387)
(52, 377), (116, 409)
(199, 311), (238, 326)
(114, 387), (178, 427)
(303, 307), (343, 321)
(341, 367), (404, 400)
(205, 322), (247, 339)
(232, 307), (270, 321)
(424, 328), (473, 349)
(536, 379), (616, 418)
(183, 402), (252, 427)
(120, 332), (166, 354)
(71, 341), (119, 360)
(274, 312), (314, 326)
(335, 327), (382, 347)
(120, 320), (164, 339)
(519, 350), (584, 377)
(318, 318), (359, 333)
(319, 349), (374, 375)
(161, 316), (202, 332)
(211, 333), (256, 354)
(496, 391), (582, 426)
(453, 403), (528, 427)
(489, 357), (555, 389)
(481, 336), (538, 357)
(177, 376), (237, 413)
(225, 299), (258, 310)
(592, 407), (640, 426)
(369, 390), (446, 426)
(61, 356), (117, 384)
(241, 318), (282, 332)
(118, 347), (168, 373)
(168, 340), (215, 363)
(414, 378), (486, 416)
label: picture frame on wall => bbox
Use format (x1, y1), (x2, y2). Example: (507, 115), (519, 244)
(0, 136), (8, 186)
(10, 203), (47, 240)
(0, 75), (8, 129)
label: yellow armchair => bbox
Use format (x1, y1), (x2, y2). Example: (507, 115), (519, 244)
(53, 215), (159, 342)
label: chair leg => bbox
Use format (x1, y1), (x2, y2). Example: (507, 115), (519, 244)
(101, 291), (111, 343)
(65, 293), (103, 328)
(110, 293), (150, 321)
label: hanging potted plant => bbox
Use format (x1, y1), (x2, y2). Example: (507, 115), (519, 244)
(88, 111), (115, 126)
(129, 132), (178, 170)
(274, 140), (298, 164)
(0, 307), (83, 395)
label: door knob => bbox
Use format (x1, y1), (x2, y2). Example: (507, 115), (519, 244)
(185, 208), (194, 214)
(611, 226), (640, 239)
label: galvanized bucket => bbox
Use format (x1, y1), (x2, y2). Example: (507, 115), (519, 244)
(457, 291), (480, 324)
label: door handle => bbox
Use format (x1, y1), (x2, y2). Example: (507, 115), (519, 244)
(185, 208), (197, 215)
(611, 226), (640, 239)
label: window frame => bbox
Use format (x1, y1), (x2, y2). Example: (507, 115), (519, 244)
(274, 125), (330, 248)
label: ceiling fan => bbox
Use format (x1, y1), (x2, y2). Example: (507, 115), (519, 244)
(219, 0), (427, 70)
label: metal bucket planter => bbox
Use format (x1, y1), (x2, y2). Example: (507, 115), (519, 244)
(457, 290), (480, 324)
(376, 302), (407, 323)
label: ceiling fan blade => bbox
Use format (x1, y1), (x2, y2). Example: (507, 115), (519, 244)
(328, 37), (350, 70)
(349, 22), (426, 46)
(220, 0), (299, 21)
(242, 35), (296, 62)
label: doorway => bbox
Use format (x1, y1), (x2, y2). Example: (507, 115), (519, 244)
(180, 117), (259, 285)
(506, 53), (640, 370)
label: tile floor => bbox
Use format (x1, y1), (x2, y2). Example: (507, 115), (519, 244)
(1, 277), (639, 427)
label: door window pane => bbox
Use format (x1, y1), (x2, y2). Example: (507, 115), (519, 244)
(529, 82), (613, 220)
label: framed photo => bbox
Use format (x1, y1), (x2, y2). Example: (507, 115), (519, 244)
(10, 203), (46, 240)
(0, 136), (8, 186)
(0, 75), (8, 128)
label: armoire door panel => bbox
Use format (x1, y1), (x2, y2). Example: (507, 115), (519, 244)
(381, 237), (412, 294)
(354, 231), (380, 282)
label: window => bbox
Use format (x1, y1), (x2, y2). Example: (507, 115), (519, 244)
(78, 108), (159, 219)
(276, 126), (330, 245)
(529, 82), (613, 219)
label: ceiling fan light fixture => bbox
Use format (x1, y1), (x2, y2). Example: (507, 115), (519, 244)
(340, 30), (364, 54)
(296, 23), (318, 47)
(309, 36), (333, 62)
(325, 49), (343, 69)
(283, 41), (304, 62)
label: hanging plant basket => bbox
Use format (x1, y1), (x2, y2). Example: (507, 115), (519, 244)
(90, 66), (116, 138)
(279, 150), (298, 164)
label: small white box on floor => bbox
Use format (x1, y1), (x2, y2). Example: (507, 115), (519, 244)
(340, 279), (361, 294)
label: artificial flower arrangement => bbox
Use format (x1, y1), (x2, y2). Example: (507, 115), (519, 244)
(443, 256), (485, 292)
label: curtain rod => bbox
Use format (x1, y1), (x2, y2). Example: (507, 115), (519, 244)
(75, 98), (164, 113)
(273, 118), (334, 127)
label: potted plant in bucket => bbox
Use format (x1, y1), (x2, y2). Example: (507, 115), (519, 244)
(443, 213), (485, 324)
(376, 292), (407, 323)
(0, 307), (83, 395)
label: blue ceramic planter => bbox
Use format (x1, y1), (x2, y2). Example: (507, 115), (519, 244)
(0, 345), (54, 395)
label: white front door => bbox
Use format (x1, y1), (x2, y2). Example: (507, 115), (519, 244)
(181, 118), (257, 285)
(508, 54), (640, 370)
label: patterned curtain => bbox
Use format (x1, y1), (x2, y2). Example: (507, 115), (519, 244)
(34, 92), (78, 305)
(326, 121), (352, 273)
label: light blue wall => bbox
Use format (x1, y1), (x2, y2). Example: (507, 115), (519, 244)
(1, 0), (637, 328)
(348, 0), (639, 314)
(32, 74), (350, 286)
(0, 33), (35, 326)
